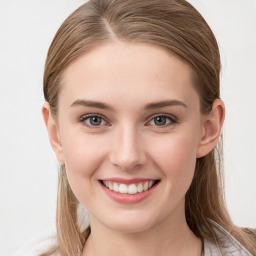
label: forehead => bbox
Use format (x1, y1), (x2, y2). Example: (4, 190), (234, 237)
(60, 42), (199, 110)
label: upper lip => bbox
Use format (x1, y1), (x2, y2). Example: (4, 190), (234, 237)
(99, 178), (159, 185)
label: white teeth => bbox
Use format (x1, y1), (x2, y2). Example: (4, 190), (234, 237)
(109, 182), (113, 190)
(102, 180), (156, 194)
(137, 183), (144, 192)
(144, 182), (149, 191)
(128, 184), (137, 194)
(119, 184), (128, 194)
(113, 182), (119, 192)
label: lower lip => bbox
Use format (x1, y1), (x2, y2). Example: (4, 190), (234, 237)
(99, 181), (159, 204)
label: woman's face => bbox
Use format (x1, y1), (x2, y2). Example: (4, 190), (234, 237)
(49, 42), (208, 233)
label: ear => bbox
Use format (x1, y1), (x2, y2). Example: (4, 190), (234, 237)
(42, 102), (65, 163)
(196, 99), (225, 158)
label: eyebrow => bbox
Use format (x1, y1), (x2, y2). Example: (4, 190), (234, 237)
(70, 99), (187, 110)
(144, 100), (187, 110)
(70, 99), (114, 110)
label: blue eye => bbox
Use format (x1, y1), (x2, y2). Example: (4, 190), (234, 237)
(82, 115), (106, 127)
(149, 115), (175, 126)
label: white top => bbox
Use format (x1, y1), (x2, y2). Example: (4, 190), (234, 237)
(11, 221), (252, 256)
(11, 231), (57, 256)
(204, 221), (252, 255)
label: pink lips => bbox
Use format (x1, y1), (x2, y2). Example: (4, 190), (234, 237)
(99, 178), (159, 204)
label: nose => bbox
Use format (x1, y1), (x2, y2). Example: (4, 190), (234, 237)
(109, 124), (147, 171)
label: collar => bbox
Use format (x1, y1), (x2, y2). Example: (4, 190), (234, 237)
(203, 220), (252, 256)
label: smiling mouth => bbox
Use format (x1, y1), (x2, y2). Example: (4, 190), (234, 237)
(99, 180), (160, 194)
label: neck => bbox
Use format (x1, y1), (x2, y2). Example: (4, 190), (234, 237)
(82, 204), (202, 256)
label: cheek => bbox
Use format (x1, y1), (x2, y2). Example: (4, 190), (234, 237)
(61, 131), (108, 178)
(61, 132), (109, 206)
(149, 132), (199, 190)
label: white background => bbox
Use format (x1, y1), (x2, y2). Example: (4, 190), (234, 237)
(0, 0), (255, 255)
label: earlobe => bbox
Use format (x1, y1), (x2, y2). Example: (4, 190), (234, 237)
(196, 99), (225, 158)
(42, 102), (65, 163)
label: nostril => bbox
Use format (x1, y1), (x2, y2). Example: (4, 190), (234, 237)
(109, 150), (147, 171)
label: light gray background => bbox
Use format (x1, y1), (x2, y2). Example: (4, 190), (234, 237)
(0, 0), (255, 255)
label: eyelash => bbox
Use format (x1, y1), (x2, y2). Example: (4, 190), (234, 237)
(148, 114), (177, 127)
(79, 114), (109, 128)
(79, 113), (178, 128)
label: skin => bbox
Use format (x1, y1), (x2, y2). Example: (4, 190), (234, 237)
(43, 42), (225, 256)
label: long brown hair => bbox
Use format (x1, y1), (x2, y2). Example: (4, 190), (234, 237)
(43, 0), (256, 255)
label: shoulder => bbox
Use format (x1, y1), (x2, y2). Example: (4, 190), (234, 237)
(11, 231), (58, 256)
(204, 221), (252, 256)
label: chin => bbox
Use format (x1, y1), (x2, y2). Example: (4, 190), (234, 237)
(96, 210), (161, 234)
(107, 220), (154, 234)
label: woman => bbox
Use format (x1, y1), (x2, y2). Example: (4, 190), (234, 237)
(18, 0), (256, 255)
